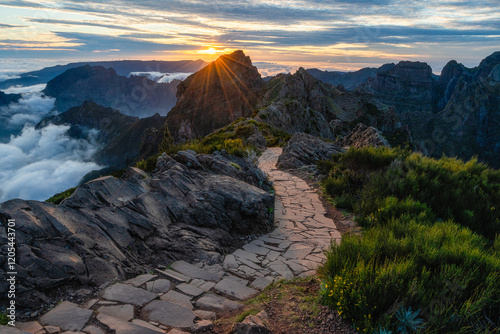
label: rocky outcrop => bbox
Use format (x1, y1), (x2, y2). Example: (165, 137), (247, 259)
(0, 150), (274, 307)
(166, 50), (264, 142)
(339, 123), (390, 148)
(37, 101), (166, 168)
(43, 65), (179, 117)
(276, 133), (344, 169)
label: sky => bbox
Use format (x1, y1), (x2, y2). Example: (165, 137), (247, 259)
(0, 0), (499, 73)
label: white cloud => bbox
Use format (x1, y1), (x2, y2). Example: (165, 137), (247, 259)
(0, 74), (21, 82)
(254, 62), (299, 77)
(128, 71), (192, 83)
(3, 83), (47, 94)
(0, 124), (102, 202)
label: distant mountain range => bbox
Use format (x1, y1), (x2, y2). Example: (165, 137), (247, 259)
(0, 59), (207, 90)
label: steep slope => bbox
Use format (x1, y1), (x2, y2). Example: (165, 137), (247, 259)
(0, 91), (21, 106)
(0, 59), (207, 90)
(37, 101), (166, 168)
(166, 50), (264, 142)
(425, 52), (500, 167)
(43, 65), (179, 117)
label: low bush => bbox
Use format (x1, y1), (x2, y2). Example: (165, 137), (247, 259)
(318, 147), (500, 332)
(45, 187), (77, 204)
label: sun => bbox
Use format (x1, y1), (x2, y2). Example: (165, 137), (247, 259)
(204, 47), (218, 55)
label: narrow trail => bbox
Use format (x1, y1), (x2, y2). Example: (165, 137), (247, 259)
(14, 148), (341, 334)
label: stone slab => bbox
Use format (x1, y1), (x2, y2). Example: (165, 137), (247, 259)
(97, 313), (161, 334)
(171, 261), (220, 282)
(131, 319), (164, 333)
(251, 276), (274, 291)
(0, 327), (31, 334)
(195, 294), (243, 313)
(214, 278), (259, 300)
(146, 279), (171, 293)
(141, 300), (196, 328)
(97, 304), (134, 322)
(160, 290), (193, 309)
(124, 274), (157, 287)
(102, 283), (157, 306)
(155, 268), (190, 283)
(40, 302), (93, 332)
(176, 283), (205, 297)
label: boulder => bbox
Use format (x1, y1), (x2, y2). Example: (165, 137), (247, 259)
(339, 123), (390, 148)
(276, 133), (344, 169)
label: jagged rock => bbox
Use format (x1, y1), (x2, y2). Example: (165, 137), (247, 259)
(0, 151), (274, 308)
(339, 123), (390, 148)
(167, 50), (263, 142)
(276, 133), (344, 169)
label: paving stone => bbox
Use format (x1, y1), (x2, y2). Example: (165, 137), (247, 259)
(170, 261), (220, 282)
(259, 236), (285, 245)
(242, 243), (270, 256)
(284, 260), (309, 274)
(146, 279), (171, 293)
(190, 320), (213, 333)
(283, 245), (314, 260)
(82, 325), (105, 334)
(194, 310), (217, 321)
(102, 283), (157, 306)
(223, 274), (249, 286)
(44, 326), (61, 334)
(124, 274), (157, 287)
(234, 265), (257, 276)
(190, 279), (216, 292)
(97, 304), (134, 322)
(15, 321), (43, 333)
(155, 268), (190, 283)
(130, 320), (163, 333)
(160, 290), (193, 309)
(40, 302), (92, 332)
(251, 276), (274, 291)
(278, 240), (292, 249)
(214, 278), (259, 300)
(141, 300), (196, 328)
(268, 263), (294, 279)
(195, 294), (243, 313)
(97, 314), (161, 334)
(176, 283), (205, 297)
(266, 250), (281, 262)
(223, 254), (239, 270)
(0, 326), (31, 334)
(237, 257), (263, 270)
(233, 249), (259, 263)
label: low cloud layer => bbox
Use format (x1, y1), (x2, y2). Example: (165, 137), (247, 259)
(0, 83), (101, 202)
(128, 71), (192, 83)
(0, 124), (102, 202)
(0, 84), (55, 139)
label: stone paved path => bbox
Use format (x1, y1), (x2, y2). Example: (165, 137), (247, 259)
(5, 148), (340, 334)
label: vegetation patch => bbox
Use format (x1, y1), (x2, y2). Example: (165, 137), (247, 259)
(318, 147), (500, 332)
(45, 187), (77, 205)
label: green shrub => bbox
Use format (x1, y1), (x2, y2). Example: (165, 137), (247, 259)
(45, 187), (77, 204)
(135, 155), (159, 172)
(318, 147), (500, 332)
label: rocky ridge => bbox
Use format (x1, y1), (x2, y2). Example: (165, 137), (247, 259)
(1, 147), (342, 334)
(0, 149), (274, 308)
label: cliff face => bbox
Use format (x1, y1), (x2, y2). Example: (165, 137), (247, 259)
(425, 52), (500, 167)
(0, 151), (274, 307)
(37, 101), (166, 168)
(43, 65), (179, 117)
(166, 50), (263, 142)
(0, 91), (21, 106)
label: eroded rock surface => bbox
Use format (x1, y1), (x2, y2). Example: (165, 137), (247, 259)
(0, 150), (274, 307)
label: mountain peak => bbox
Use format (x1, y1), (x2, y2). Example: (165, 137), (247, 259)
(166, 51), (263, 142)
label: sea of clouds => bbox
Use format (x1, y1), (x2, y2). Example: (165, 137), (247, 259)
(0, 84), (102, 202)
(128, 71), (192, 83)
